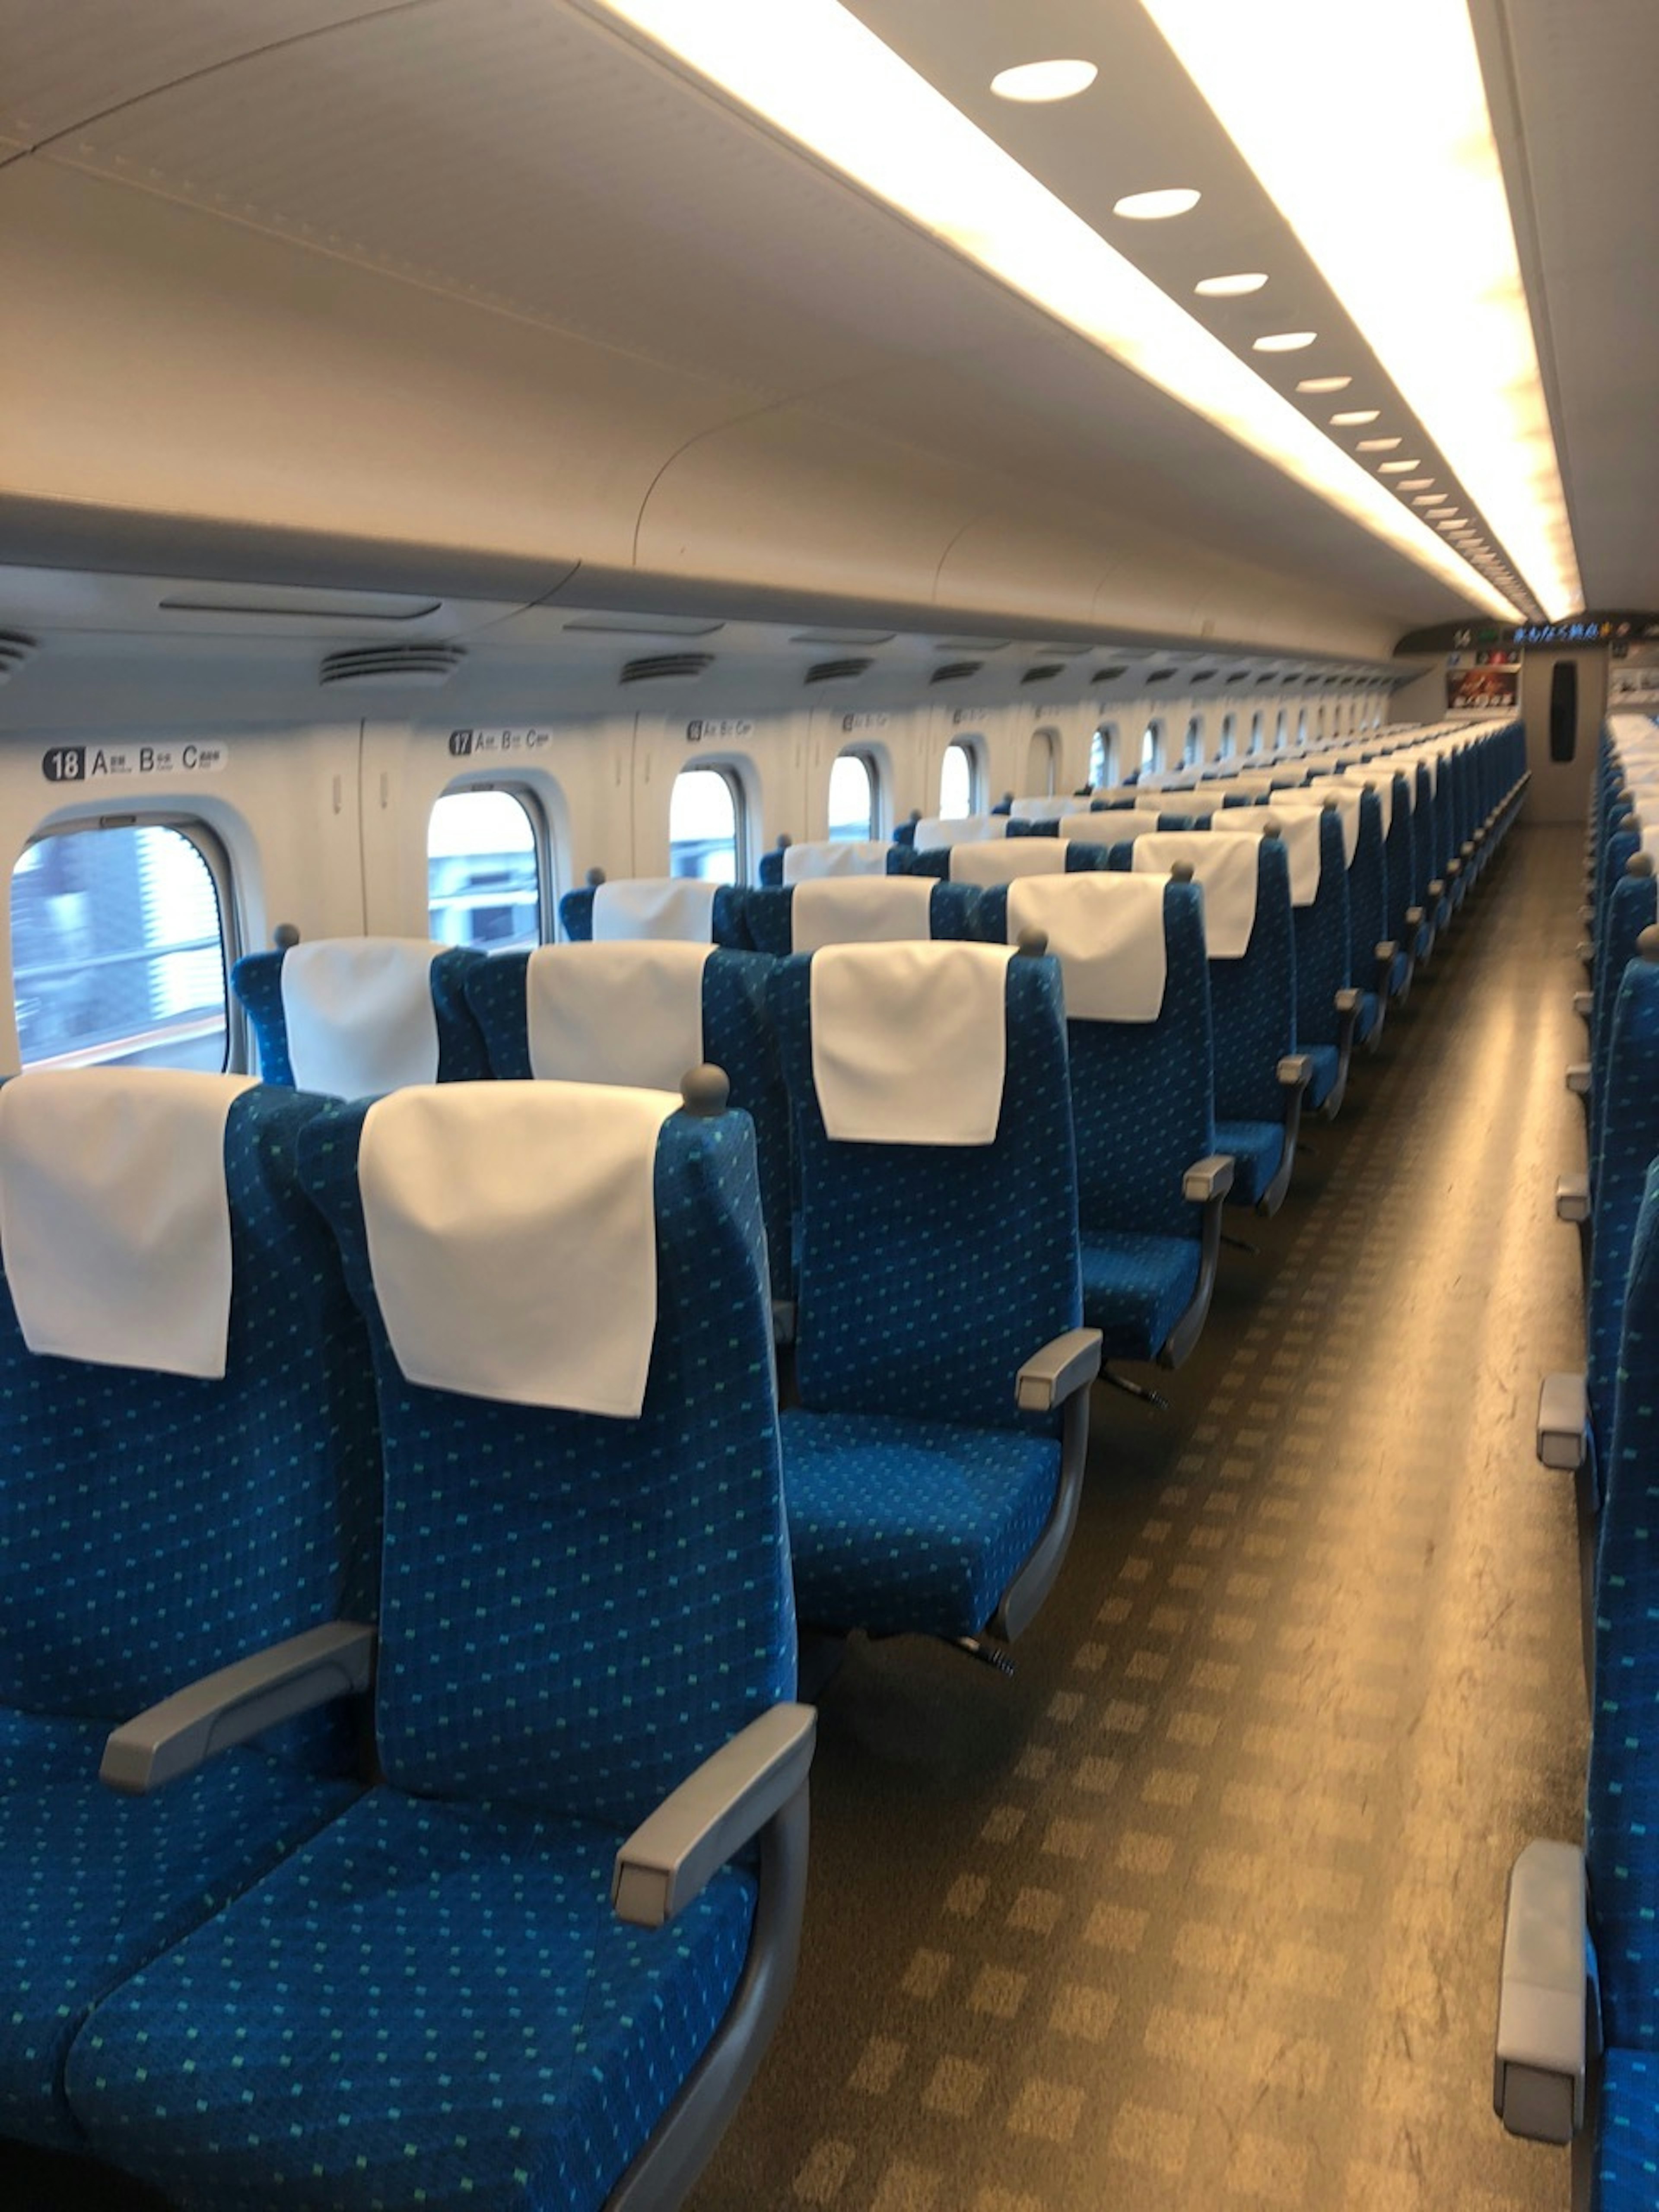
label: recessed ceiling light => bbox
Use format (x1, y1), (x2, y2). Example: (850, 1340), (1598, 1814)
(1112, 186), (1201, 219)
(1140, 0), (1580, 618)
(1330, 409), (1380, 426)
(1356, 436), (1402, 451)
(1253, 331), (1317, 352)
(1296, 375), (1351, 393)
(989, 58), (1098, 102)
(1435, 518), (1468, 530)
(1379, 460), (1421, 473)
(1412, 494), (1447, 506)
(1194, 271), (1269, 296)
(1398, 477), (1435, 490)
(593, 0), (1519, 620)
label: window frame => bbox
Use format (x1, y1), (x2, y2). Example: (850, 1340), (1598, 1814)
(1218, 712), (1237, 760)
(1182, 714), (1203, 768)
(1089, 725), (1118, 788)
(669, 758), (750, 887)
(1027, 726), (1061, 798)
(428, 776), (552, 952)
(1141, 719), (1165, 776)
(13, 808), (244, 1073)
(940, 736), (985, 820)
(827, 746), (883, 842)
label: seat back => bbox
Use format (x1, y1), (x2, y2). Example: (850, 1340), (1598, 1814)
(0, 1074), (378, 1732)
(299, 1082), (791, 1829)
(463, 944), (794, 1309)
(761, 839), (890, 886)
(1587, 1155), (1659, 2047)
(1281, 807), (1353, 1049)
(1131, 831), (1298, 1124)
(1590, 863), (1658, 1171)
(740, 879), (992, 953)
(768, 945), (1081, 1433)
(1587, 943), (1659, 1453)
(557, 879), (748, 946)
(232, 939), (490, 1093)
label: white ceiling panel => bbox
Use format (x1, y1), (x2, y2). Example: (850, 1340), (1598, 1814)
(0, 0), (412, 145)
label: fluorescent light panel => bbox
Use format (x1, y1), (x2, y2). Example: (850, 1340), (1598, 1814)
(1136, 0), (1578, 619)
(589, 0), (1519, 619)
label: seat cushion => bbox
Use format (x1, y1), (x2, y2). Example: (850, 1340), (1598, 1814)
(0, 1710), (356, 2155)
(1596, 2048), (1659, 2211)
(1354, 990), (1382, 1046)
(1302, 1043), (1341, 1112)
(780, 1409), (1061, 1638)
(1214, 1120), (1285, 1208)
(1080, 1233), (1200, 1363)
(1388, 948), (1411, 998)
(65, 1789), (756, 2212)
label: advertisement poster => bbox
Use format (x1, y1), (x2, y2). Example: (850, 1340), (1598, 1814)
(1446, 665), (1518, 712)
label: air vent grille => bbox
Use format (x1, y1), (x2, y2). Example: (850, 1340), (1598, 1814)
(931, 660), (984, 684)
(1190, 668), (1218, 683)
(1091, 665), (1128, 683)
(0, 630), (38, 684)
(319, 643), (465, 688)
(1227, 671), (1251, 684)
(1146, 668), (1177, 684)
(805, 658), (874, 685)
(620, 653), (716, 684)
(1020, 664), (1065, 685)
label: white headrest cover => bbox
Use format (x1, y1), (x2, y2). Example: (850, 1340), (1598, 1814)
(912, 814), (1007, 849)
(1271, 787), (1362, 866)
(950, 839), (1069, 885)
(0, 1070), (256, 1378)
(1642, 825), (1659, 865)
(1160, 789), (1233, 819)
(282, 938), (443, 1099)
(1058, 810), (1144, 845)
(1224, 774), (1279, 794)
(1010, 796), (1088, 822)
(591, 878), (718, 943)
(810, 942), (1014, 1144)
(359, 1082), (677, 1418)
(1211, 807), (1322, 906)
(525, 942), (709, 1093)
(1132, 832), (1262, 957)
(782, 840), (890, 882)
(791, 874), (934, 953)
(1006, 873), (1167, 1023)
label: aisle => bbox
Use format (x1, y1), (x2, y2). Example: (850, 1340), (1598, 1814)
(694, 821), (1590, 2212)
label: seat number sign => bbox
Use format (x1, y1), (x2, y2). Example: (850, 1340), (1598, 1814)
(41, 742), (229, 783)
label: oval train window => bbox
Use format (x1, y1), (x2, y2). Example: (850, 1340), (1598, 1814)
(670, 764), (744, 883)
(427, 787), (544, 950)
(828, 751), (877, 841)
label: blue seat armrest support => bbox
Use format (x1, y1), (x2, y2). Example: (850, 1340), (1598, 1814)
(1536, 1373), (1588, 1472)
(1494, 1839), (1593, 2144)
(1161, 1156), (1236, 1371)
(1565, 1062), (1590, 1098)
(1555, 1174), (1590, 1226)
(992, 1328), (1103, 1643)
(1324, 990), (1363, 1117)
(1572, 990), (1593, 1022)
(612, 1703), (817, 1930)
(1014, 1326), (1103, 1414)
(99, 1621), (377, 1797)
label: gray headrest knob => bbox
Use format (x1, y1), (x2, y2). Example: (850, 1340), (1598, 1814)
(1639, 926), (1659, 965)
(1629, 852), (1656, 878)
(680, 1063), (731, 1117)
(775, 833), (792, 850)
(273, 923), (301, 951)
(1259, 814), (1281, 838)
(909, 808), (922, 824)
(586, 866), (607, 888)
(1322, 796), (1338, 811)
(1015, 926), (1049, 958)
(1170, 860), (1195, 884)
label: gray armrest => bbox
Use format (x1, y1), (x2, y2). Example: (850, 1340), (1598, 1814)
(1182, 1153), (1235, 1204)
(1555, 1174), (1590, 1225)
(1405, 905), (1425, 931)
(1536, 1372), (1588, 1472)
(1277, 1054), (1313, 1090)
(1374, 939), (1397, 968)
(1334, 988), (1361, 1017)
(101, 1621), (375, 1796)
(612, 1703), (816, 1929)
(1015, 1327), (1103, 1413)
(1572, 991), (1593, 1021)
(1565, 1063), (1591, 1098)
(1428, 877), (1446, 901)
(1494, 1839), (1590, 2143)
(1578, 941), (1594, 966)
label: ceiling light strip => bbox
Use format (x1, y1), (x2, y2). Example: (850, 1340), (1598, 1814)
(1135, 0), (1579, 620)
(586, 0), (1519, 619)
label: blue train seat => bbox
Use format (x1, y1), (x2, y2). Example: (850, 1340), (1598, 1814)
(232, 937), (490, 1092)
(0, 1071), (378, 2155)
(766, 941), (1099, 1655)
(739, 877), (992, 954)
(557, 874), (749, 945)
(759, 837), (890, 886)
(67, 1075), (812, 2212)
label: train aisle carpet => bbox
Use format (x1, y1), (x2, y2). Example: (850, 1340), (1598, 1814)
(691, 820), (1588, 2212)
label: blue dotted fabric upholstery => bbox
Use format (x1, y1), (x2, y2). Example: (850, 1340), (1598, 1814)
(1290, 814), (1353, 1073)
(0, 1087), (379, 2152)
(1592, 877), (1657, 1168)
(555, 885), (750, 947)
(1212, 1119), (1285, 1208)
(1586, 964), (1659, 1456)
(887, 844), (1112, 881)
(766, 954), (1081, 1637)
(230, 947), (493, 1087)
(1205, 841), (1297, 1126)
(1597, 2049), (1659, 2211)
(463, 949), (795, 1309)
(758, 848), (785, 886)
(67, 1791), (754, 2212)
(67, 1100), (792, 2210)
(1079, 1236), (1200, 1364)
(1380, 780), (1417, 985)
(1341, 789), (1389, 987)
(737, 882), (995, 953)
